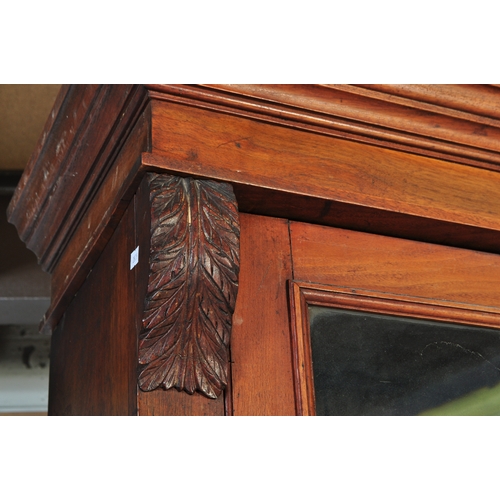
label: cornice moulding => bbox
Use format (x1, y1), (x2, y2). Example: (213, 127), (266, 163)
(8, 84), (500, 336)
(11, 84), (500, 272)
(149, 84), (500, 171)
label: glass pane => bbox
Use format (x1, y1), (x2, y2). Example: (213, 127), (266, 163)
(308, 306), (500, 416)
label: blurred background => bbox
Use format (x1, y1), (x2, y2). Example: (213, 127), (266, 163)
(0, 85), (61, 415)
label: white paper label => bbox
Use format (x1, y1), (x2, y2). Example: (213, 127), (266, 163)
(130, 246), (139, 270)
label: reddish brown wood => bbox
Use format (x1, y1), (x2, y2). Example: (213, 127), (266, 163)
(320, 84), (500, 150)
(40, 112), (150, 334)
(48, 195), (139, 415)
(47, 174), (226, 416)
(355, 84), (500, 120)
(149, 100), (500, 236)
(298, 283), (500, 332)
(143, 154), (500, 256)
(8, 85), (149, 271)
(290, 281), (500, 416)
(8, 86), (70, 191)
(11, 85), (500, 335)
(149, 84), (500, 171)
(230, 214), (296, 415)
(135, 176), (225, 416)
(8, 84), (71, 216)
(10, 85), (500, 417)
(289, 281), (315, 416)
(290, 222), (500, 308)
(137, 388), (225, 416)
(138, 173), (240, 399)
(11, 84), (500, 340)
(289, 221), (500, 417)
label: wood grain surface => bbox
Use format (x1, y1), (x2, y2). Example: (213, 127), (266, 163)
(230, 214), (296, 415)
(289, 281), (315, 416)
(138, 173), (240, 400)
(41, 113), (149, 335)
(8, 85), (148, 269)
(12, 85), (500, 342)
(356, 84), (500, 120)
(290, 282), (500, 416)
(143, 153), (500, 256)
(12, 85), (500, 417)
(135, 176), (225, 416)
(138, 389), (224, 416)
(150, 100), (500, 234)
(290, 222), (500, 308)
(48, 195), (139, 415)
(149, 84), (500, 170)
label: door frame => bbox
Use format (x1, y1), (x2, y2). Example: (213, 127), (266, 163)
(289, 281), (500, 416)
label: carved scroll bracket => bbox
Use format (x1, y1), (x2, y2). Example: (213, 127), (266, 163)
(138, 172), (240, 399)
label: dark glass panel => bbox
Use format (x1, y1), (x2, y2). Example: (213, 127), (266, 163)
(309, 306), (500, 416)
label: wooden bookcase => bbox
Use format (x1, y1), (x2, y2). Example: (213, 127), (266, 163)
(8, 85), (500, 415)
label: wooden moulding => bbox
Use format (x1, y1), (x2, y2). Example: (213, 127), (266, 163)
(148, 97), (500, 231)
(289, 282), (500, 416)
(9, 84), (500, 337)
(138, 172), (240, 399)
(39, 110), (151, 335)
(7, 85), (150, 273)
(148, 84), (500, 172)
(11, 84), (500, 274)
(290, 221), (500, 308)
(147, 95), (500, 253)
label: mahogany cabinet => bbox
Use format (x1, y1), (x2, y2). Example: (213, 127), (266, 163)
(8, 85), (500, 415)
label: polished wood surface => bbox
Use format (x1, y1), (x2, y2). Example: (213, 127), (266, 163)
(43, 113), (149, 334)
(150, 84), (500, 170)
(290, 282), (500, 416)
(150, 100), (500, 235)
(48, 175), (227, 415)
(8, 85), (148, 271)
(10, 85), (500, 338)
(289, 281), (315, 416)
(290, 222), (500, 308)
(138, 388), (224, 416)
(143, 152), (500, 255)
(289, 222), (500, 416)
(357, 85), (500, 119)
(48, 195), (139, 415)
(9, 85), (500, 416)
(135, 176), (225, 415)
(294, 283), (500, 326)
(138, 173), (240, 399)
(230, 214), (295, 415)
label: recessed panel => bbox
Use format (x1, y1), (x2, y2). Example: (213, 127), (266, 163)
(309, 306), (500, 416)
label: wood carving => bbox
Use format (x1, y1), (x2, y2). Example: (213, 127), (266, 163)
(138, 172), (240, 399)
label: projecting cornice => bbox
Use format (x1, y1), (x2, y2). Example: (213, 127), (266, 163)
(10, 84), (500, 275)
(7, 85), (150, 273)
(148, 84), (500, 171)
(8, 84), (500, 336)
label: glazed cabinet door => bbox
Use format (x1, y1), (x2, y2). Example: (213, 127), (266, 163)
(289, 222), (500, 416)
(230, 215), (500, 416)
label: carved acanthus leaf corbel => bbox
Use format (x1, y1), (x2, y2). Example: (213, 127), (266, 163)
(138, 173), (240, 399)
